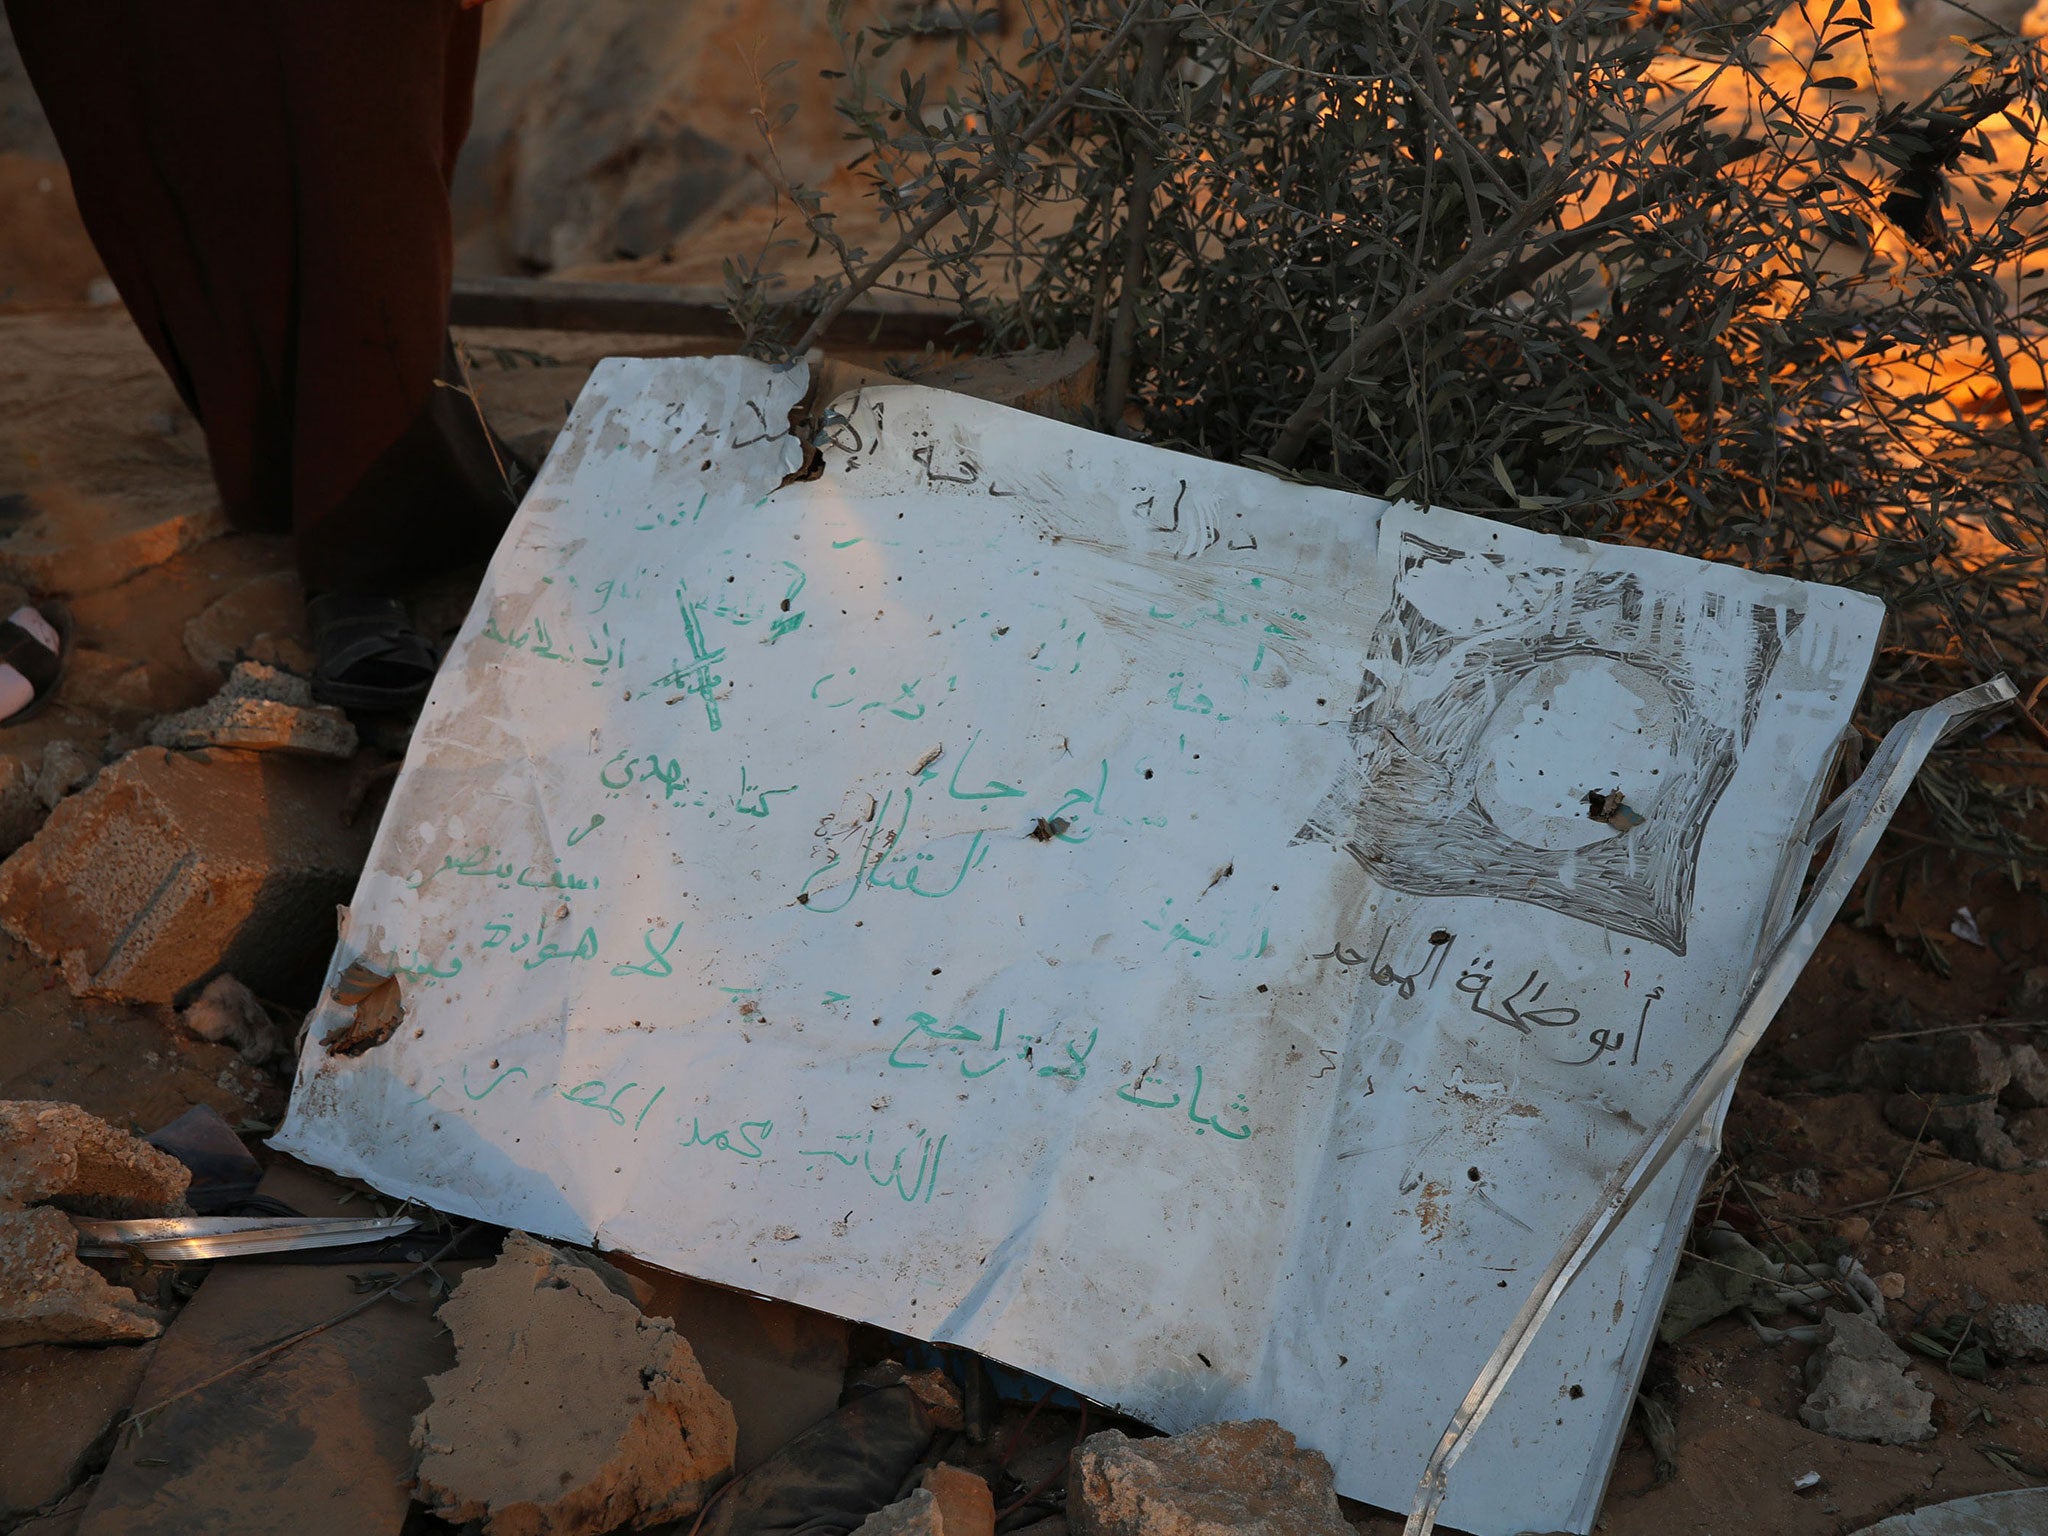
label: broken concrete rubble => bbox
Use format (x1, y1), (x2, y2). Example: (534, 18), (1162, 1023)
(922, 1464), (995, 1536)
(1985, 1302), (2048, 1362)
(1881, 1092), (2024, 1170)
(2005, 1044), (2048, 1112)
(413, 1232), (736, 1536)
(0, 1206), (162, 1347)
(146, 660), (355, 759)
(0, 744), (373, 1003)
(34, 739), (99, 809)
(1800, 1308), (1936, 1446)
(852, 1489), (943, 1536)
(1067, 1421), (1354, 1536)
(0, 1099), (191, 1215)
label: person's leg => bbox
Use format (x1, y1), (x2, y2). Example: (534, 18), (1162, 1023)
(277, 0), (515, 601)
(4, 0), (298, 536)
(7, 0), (514, 712)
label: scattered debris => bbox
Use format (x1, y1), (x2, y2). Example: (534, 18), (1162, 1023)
(0, 745), (373, 1003)
(0, 1102), (189, 1348)
(697, 1364), (960, 1536)
(1586, 786), (1646, 832)
(321, 961), (404, 1057)
(1657, 1223), (1842, 1343)
(179, 973), (278, 1065)
(0, 481), (225, 596)
(1882, 1093), (2024, 1171)
(1852, 1487), (2048, 1533)
(1067, 1421), (1354, 1536)
(33, 738), (99, 809)
(2006, 1045), (2048, 1111)
(146, 661), (356, 760)
(412, 1233), (737, 1536)
(1948, 906), (1987, 947)
(81, 1159), (464, 1536)
(921, 1464), (995, 1536)
(852, 1490), (943, 1535)
(0, 1205), (163, 1347)
(1985, 1302), (2048, 1363)
(1792, 1470), (1822, 1492)
(1800, 1309), (1936, 1445)
(0, 1100), (192, 1215)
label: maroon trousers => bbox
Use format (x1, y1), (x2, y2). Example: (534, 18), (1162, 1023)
(5, 0), (514, 592)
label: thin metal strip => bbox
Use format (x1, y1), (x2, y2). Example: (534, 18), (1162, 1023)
(1403, 675), (2018, 1536)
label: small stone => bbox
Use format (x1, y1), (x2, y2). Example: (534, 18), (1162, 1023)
(1877, 1272), (1907, 1300)
(1985, 1302), (2048, 1362)
(923, 1463), (995, 1536)
(1835, 1216), (1872, 1243)
(412, 1232), (737, 1536)
(853, 1489), (944, 1536)
(1930, 1031), (2011, 1097)
(0, 1206), (162, 1347)
(1883, 1091), (2024, 1171)
(2004, 1045), (2048, 1112)
(33, 739), (100, 810)
(0, 1100), (191, 1215)
(1068, 1420), (1354, 1536)
(146, 661), (355, 760)
(1799, 1309), (1935, 1446)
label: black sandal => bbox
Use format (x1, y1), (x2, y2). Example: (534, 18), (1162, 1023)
(309, 592), (441, 713)
(0, 589), (72, 725)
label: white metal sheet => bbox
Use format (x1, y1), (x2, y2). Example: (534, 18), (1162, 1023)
(277, 355), (1881, 1533)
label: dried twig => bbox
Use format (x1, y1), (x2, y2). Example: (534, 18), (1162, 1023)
(791, 0), (1158, 357)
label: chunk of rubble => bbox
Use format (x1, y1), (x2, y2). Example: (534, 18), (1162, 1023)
(0, 1100), (192, 1215)
(851, 1489), (944, 1535)
(2004, 1045), (2048, 1112)
(0, 1206), (163, 1347)
(1881, 1092), (2024, 1171)
(412, 1233), (737, 1536)
(33, 740), (100, 809)
(0, 1103), (184, 1345)
(0, 744), (373, 1003)
(146, 661), (356, 760)
(1799, 1308), (1935, 1445)
(1985, 1302), (2048, 1363)
(922, 1464), (994, 1536)
(1068, 1421), (1354, 1536)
